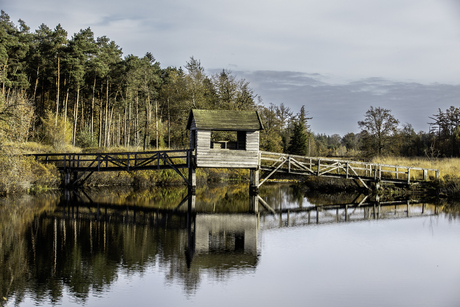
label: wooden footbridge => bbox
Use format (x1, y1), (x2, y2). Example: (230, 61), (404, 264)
(257, 151), (440, 189)
(32, 149), (195, 187)
(31, 109), (439, 212)
(31, 149), (439, 189)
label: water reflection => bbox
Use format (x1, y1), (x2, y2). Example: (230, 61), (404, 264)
(0, 184), (458, 307)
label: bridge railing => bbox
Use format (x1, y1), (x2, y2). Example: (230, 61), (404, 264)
(31, 149), (195, 172)
(259, 151), (440, 183)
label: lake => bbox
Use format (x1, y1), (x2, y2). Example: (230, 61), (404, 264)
(1, 183), (459, 307)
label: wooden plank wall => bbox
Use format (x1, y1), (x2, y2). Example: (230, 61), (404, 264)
(196, 130), (211, 151)
(246, 131), (259, 151)
(194, 129), (260, 168)
(196, 150), (259, 168)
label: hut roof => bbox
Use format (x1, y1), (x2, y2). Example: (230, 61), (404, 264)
(186, 109), (264, 131)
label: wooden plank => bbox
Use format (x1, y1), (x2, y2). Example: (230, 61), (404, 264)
(197, 153), (257, 158)
(198, 157), (256, 163)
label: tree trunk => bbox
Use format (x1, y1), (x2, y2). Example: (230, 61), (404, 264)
(107, 106), (114, 147)
(80, 96), (85, 130)
(72, 85), (80, 146)
(123, 105), (127, 147)
(64, 86), (69, 143)
(135, 95), (139, 147)
(155, 99), (158, 150)
(143, 101), (149, 151)
(64, 85), (69, 125)
(1, 64), (6, 96)
(98, 82), (103, 147)
(55, 57), (60, 125)
(91, 76), (96, 140)
(33, 65), (40, 103)
(118, 113), (121, 146)
(128, 102), (131, 147)
(168, 97), (171, 149)
(104, 79), (109, 147)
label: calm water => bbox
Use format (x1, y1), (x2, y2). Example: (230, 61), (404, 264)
(1, 184), (459, 307)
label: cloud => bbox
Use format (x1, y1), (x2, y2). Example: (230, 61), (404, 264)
(5, 0), (459, 83)
(3, 0), (459, 136)
(233, 70), (460, 135)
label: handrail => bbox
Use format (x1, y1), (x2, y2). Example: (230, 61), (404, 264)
(259, 151), (440, 183)
(259, 151), (439, 172)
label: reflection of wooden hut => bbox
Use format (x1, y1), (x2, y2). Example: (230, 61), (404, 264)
(194, 214), (258, 255)
(186, 109), (264, 168)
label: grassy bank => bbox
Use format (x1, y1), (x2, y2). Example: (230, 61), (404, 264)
(0, 143), (60, 195)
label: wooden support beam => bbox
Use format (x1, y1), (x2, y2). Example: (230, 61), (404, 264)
(258, 158), (285, 187)
(257, 196), (276, 215)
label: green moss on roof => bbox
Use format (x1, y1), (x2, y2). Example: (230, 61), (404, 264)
(186, 109), (264, 131)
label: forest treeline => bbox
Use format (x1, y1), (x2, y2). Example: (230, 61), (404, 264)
(1, 10), (459, 159)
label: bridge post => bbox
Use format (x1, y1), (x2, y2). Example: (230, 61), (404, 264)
(64, 171), (70, 187)
(188, 150), (196, 196)
(249, 169), (259, 213)
(249, 195), (259, 213)
(249, 169), (259, 195)
(188, 166), (196, 195)
(188, 194), (196, 212)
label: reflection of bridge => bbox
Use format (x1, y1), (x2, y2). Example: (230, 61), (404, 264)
(259, 197), (441, 228)
(49, 190), (441, 271)
(51, 195), (260, 270)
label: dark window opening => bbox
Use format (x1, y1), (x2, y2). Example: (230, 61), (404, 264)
(210, 131), (246, 150)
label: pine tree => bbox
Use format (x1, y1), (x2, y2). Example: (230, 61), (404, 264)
(287, 121), (308, 156)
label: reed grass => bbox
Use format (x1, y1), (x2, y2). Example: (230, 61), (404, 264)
(371, 157), (460, 178)
(371, 156), (460, 197)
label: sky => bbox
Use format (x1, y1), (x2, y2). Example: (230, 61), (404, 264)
(2, 0), (460, 135)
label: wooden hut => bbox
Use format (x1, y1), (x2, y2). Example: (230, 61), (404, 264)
(186, 109), (264, 168)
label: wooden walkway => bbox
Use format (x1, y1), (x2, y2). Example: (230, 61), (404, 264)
(32, 149), (195, 186)
(32, 149), (440, 188)
(258, 151), (440, 189)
